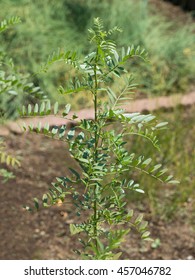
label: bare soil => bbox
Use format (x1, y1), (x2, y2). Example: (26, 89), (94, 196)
(149, 0), (195, 23)
(0, 132), (194, 260)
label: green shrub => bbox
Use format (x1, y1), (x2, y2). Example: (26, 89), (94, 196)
(101, 0), (195, 95)
(0, 17), (21, 181)
(0, 16), (44, 182)
(126, 105), (195, 221)
(0, 16), (47, 119)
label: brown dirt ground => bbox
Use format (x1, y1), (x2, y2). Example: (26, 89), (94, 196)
(0, 132), (194, 260)
(149, 0), (195, 23)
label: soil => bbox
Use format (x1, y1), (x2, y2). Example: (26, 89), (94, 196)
(0, 132), (194, 260)
(149, 0), (195, 23)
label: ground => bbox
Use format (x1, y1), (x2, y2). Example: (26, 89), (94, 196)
(0, 132), (194, 260)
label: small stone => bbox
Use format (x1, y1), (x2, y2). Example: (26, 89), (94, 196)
(187, 255), (193, 260)
(65, 219), (74, 224)
(6, 122), (23, 135)
(0, 126), (9, 136)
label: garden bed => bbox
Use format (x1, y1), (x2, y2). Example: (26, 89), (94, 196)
(0, 126), (194, 260)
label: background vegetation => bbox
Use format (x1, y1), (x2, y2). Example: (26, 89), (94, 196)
(0, 0), (195, 111)
(126, 105), (195, 223)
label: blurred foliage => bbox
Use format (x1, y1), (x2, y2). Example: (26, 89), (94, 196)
(0, 16), (47, 120)
(0, 0), (194, 111)
(125, 105), (195, 221)
(0, 16), (45, 182)
(0, 16), (21, 182)
(0, 55), (46, 119)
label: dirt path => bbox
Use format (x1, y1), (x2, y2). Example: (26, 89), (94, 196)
(1, 91), (195, 136)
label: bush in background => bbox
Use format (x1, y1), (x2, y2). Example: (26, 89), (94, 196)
(0, 0), (194, 110)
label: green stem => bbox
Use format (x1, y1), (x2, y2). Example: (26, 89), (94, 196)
(93, 50), (99, 251)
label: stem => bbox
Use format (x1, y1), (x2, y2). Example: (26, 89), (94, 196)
(93, 50), (99, 251)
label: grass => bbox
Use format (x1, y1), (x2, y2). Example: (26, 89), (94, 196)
(103, 0), (195, 95)
(0, 0), (195, 111)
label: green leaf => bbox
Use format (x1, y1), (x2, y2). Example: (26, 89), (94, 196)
(79, 158), (89, 164)
(34, 103), (39, 115)
(165, 175), (174, 182)
(69, 168), (80, 180)
(76, 132), (85, 140)
(63, 104), (71, 117)
(72, 113), (78, 120)
(53, 185), (63, 194)
(23, 205), (32, 212)
(127, 180), (134, 187)
(156, 168), (168, 177)
(6, 155), (11, 166)
(41, 49), (78, 72)
(149, 164), (162, 173)
(113, 70), (120, 77)
(51, 126), (58, 136)
(22, 123), (27, 131)
(139, 221), (148, 231)
(59, 125), (66, 138)
(28, 123), (34, 131)
(33, 198), (39, 210)
(54, 102), (59, 115)
(135, 214), (143, 225)
(97, 238), (104, 252)
(141, 231), (150, 239)
(135, 45), (140, 55)
(40, 102), (45, 115)
(141, 158), (152, 168)
(168, 180), (180, 184)
(69, 224), (83, 235)
(0, 16), (21, 33)
(42, 194), (48, 207)
(112, 252), (122, 260)
(28, 104), (32, 115)
(43, 123), (50, 133)
(67, 128), (75, 140)
(128, 210), (134, 219)
(155, 122), (168, 128)
(135, 189), (145, 194)
(22, 105), (26, 116)
(36, 122), (42, 132)
(107, 87), (117, 105)
(130, 45), (135, 55)
(46, 100), (51, 114)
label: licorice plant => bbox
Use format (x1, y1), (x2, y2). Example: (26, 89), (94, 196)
(21, 18), (179, 259)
